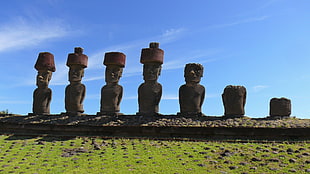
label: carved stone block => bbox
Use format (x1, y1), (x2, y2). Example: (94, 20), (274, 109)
(32, 52), (55, 115)
(178, 63), (205, 116)
(269, 97), (291, 117)
(137, 42), (164, 116)
(65, 47), (88, 116)
(99, 52), (126, 116)
(222, 85), (246, 117)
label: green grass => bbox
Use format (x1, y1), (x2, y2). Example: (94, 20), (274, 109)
(0, 135), (309, 173)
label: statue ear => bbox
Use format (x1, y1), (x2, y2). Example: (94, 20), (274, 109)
(81, 69), (85, 77)
(48, 72), (52, 81)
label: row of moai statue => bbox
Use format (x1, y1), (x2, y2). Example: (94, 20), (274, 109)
(31, 42), (292, 118)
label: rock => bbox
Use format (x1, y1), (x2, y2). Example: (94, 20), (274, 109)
(302, 152), (310, 156)
(250, 167), (257, 170)
(239, 162), (247, 166)
(268, 158), (280, 162)
(287, 148), (294, 153)
(289, 169), (297, 172)
(229, 166), (238, 170)
(251, 157), (262, 162)
(289, 158), (297, 163)
(197, 164), (206, 167)
(269, 97), (291, 117)
(222, 85), (246, 117)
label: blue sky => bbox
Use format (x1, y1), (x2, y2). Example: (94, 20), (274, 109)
(0, 0), (310, 118)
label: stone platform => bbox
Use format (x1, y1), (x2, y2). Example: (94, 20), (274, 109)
(0, 114), (309, 141)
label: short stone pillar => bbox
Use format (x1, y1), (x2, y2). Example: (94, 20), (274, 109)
(269, 97), (291, 117)
(178, 63), (205, 116)
(222, 85), (247, 117)
(98, 52), (126, 116)
(65, 47), (88, 116)
(31, 52), (56, 115)
(137, 42), (164, 116)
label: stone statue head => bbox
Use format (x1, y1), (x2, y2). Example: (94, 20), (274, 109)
(68, 64), (84, 83)
(184, 63), (203, 84)
(36, 70), (52, 88)
(105, 65), (123, 84)
(143, 63), (162, 81)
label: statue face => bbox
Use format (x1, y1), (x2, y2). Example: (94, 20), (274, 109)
(36, 70), (52, 88)
(105, 65), (123, 83)
(185, 64), (203, 84)
(69, 65), (84, 82)
(143, 64), (161, 81)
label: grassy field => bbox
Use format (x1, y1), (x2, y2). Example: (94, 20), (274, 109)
(0, 135), (309, 174)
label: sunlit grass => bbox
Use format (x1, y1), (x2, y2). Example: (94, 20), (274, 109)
(0, 135), (309, 173)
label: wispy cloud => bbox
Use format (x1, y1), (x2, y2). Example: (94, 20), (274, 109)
(124, 94), (178, 100)
(0, 18), (70, 52)
(162, 94), (178, 100)
(253, 85), (269, 92)
(45, 28), (187, 85)
(163, 49), (221, 71)
(210, 16), (269, 29)
(0, 100), (30, 104)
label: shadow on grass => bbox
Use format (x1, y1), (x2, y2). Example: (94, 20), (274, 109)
(5, 134), (39, 141)
(38, 136), (77, 142)
(4, 134), (77, 142)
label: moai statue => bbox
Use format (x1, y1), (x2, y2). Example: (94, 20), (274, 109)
(98, 52), (126, 116)
(31, 52), (56, 115)
(65, 47), (88, 116)
(137, 42), (164, 116)
(222, 85), (247, 117)
(269, 97), (291, 118)
(178, 63), (205, 116)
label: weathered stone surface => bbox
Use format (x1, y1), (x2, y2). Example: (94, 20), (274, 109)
(65, 47), (88, 116)
(99, 52), (126, 116)
(66, 47), (88, 68)
(35, 52), (56, 72)
(178, 63), (205, 116)
(269, 97), (291, 117)
(222, 85), (247, 117)
(138, 42), (163, 116)
(140, 42), (164, 64)
(32, 52), (55, 115)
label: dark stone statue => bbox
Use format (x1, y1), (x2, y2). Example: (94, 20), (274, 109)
(32, 52), (56, 115)
(137, 42), (164, 116)
(222, 85), (247, 117)
(98, 52), (126, 116)
(65, 47), (88, 116)
(269, 97), (291, 117)
(178, 63), (205, 116)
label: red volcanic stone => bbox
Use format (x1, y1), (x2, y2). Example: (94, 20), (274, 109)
(104, 52), (126, 67)
(35, 52), (56, 72)
(66, 47), (88, 68)
(269, 97), (291, 117)
(140, 42), (164, 64)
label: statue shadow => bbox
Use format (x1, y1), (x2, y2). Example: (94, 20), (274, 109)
(5, 135), (39, 141)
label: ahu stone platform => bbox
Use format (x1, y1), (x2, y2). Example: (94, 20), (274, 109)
(0, 114), (309, 141)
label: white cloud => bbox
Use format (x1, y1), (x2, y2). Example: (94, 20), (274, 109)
(253, 85), (269, 92)
(0, 100), (30, 104)
(0, 18), (70, 52)
(162, 94), (178, 100)
(204, 16), (269, 31)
